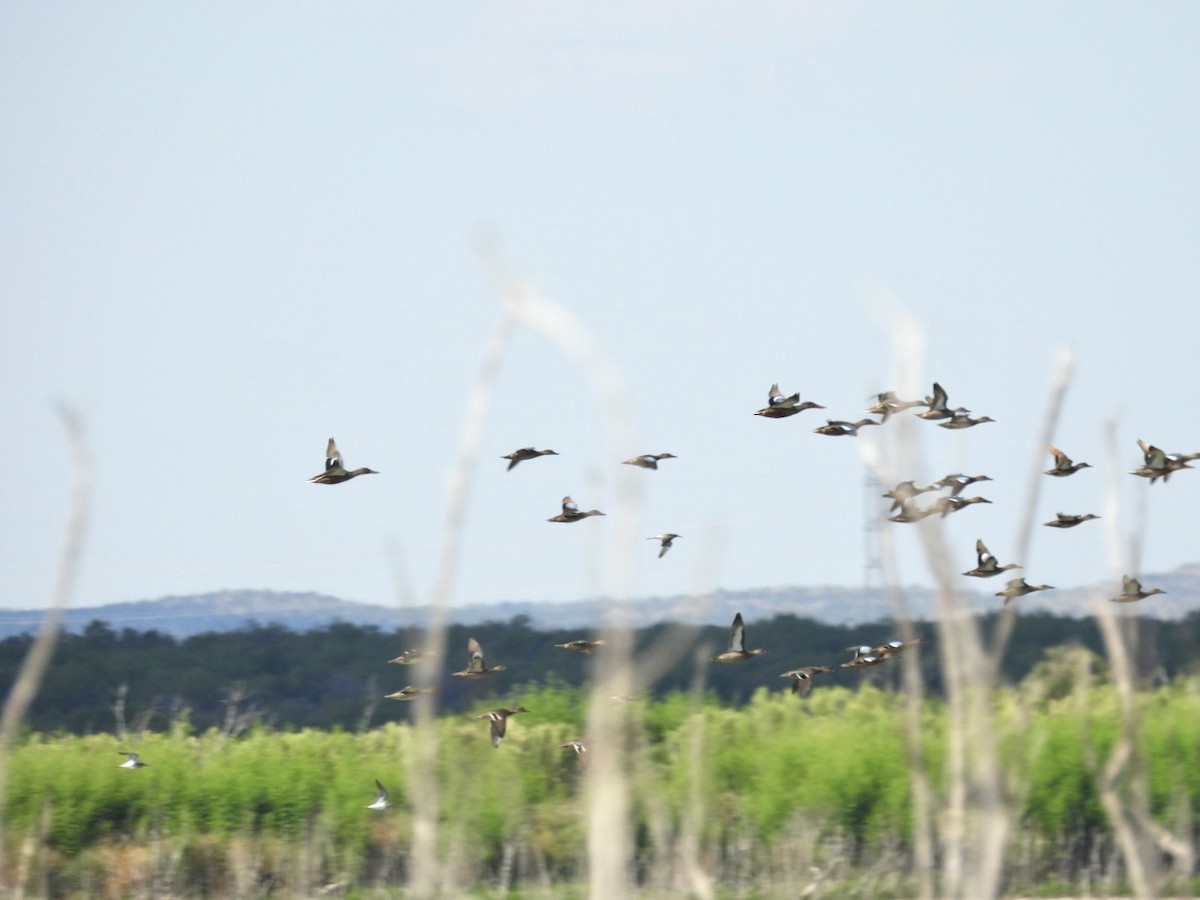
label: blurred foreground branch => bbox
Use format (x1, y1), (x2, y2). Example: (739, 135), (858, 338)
(0, 409), (90, 887)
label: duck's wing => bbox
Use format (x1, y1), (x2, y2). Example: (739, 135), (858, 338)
(975, 539), (993, 566)
(325, 438), (342, 471)
(929, 382), (948, 409)
(768, 384), (800, 408)
(374, 780), (389, 803)
(561, 496), (578, 514)
(1140, 441), (1168, 468)
(1121, 575), (1140, 594)
(490, 714), (507, 747)
(728, 613), (746, 654)
(790, 671), (816, 698)
(467, 637), (485, 674)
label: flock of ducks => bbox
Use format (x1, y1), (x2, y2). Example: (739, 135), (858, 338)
(838, 383), (1188, 607)
(123, 396), (1194, 808)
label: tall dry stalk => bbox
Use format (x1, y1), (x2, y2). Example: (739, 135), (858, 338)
(861, 319), (1083, 897)
(1089, 418), (1181, 899)
(410, 245), (644, 896)
(0, 409), (90, 892)
(406, 297), (517, 897)
(500, 284), (642, 899)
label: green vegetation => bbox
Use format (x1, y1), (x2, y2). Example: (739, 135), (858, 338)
(4, 672), (1200, 896)
(3, 612), (1199, 734)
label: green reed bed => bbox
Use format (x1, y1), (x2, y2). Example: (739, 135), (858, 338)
(4, 678), (1199, 896)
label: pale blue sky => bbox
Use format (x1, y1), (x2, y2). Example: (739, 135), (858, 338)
(3, 3), (1198, 614)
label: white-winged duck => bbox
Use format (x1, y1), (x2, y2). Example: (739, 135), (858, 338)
(548, 496), (606, 523)
(477, 706), (528, 748)
(841, 645), (885, 669)
(1045, 445), (1091, 477)
(367, 780), (390, 810)
(995, 578), (1053, 604)
(623, 453), (676, 469)
(780, 665), (834, 698)
(452, 637), (506, 678)
(916, 382), (969, 420)
(307, 438), (379, 484)
(715, 612), (767, 662)
(767, 383), (800, 407)
(1112, 575), (1166, 603)
(1044, 512), (1099, 529)
(1132, 439), (1200, 483)
(117, 751), (147, 769)
(755, 383), (824, 418)
(873, 638), (924, 659)
(963, 539), (1021, 578)
(648, 533), (681, 558)
(503, 447), (558, 471)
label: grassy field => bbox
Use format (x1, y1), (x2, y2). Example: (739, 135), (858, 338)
(4, 669), (1200, 897)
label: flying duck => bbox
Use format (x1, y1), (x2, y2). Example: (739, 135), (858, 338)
(755, 384), (825, 418)
(715, 612), (768, 662)
(865, 391), (923, 422)
(962, 539), (1021, 578)
(387, 649), (436, 666)
(812, 418), (880, 437)
(1111, 576), (1166, 603)
(1131, 439), (1200, 483)
(930, 495), (992, 518)
(882, 481), (939, 514)
(841, 646), (885, 669)
(477, 707), (528, 748)
(502, 447), (558, 471)
(938, 412), (996, 430)
(554, 639), (606, 654)
(1045, 445), (1091, 477)
(117, 751), (147, 769)
(367, 780), (390, 810)
(915, 382), (968, 421)
(452, 637), (506, 678)
(873, 639), (924, 659)
(307, 438), (379, 485)
(648, 533), (681, 558)
(384, 685), (437, 701)
(1043, 512), (1100, 529)
(622, 453), (677, 469)
(887, 502), (937, 524)
(936, 473), (993, 497)
(780, 665), (834, 698)
(547, 496), (606, 523)
(994, 578), (1054, 604)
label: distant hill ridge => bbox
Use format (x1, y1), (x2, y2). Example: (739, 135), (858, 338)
(1, 563), (1198, 640)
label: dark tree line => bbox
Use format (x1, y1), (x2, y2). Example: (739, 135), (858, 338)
(2, 611), (1197, 735)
